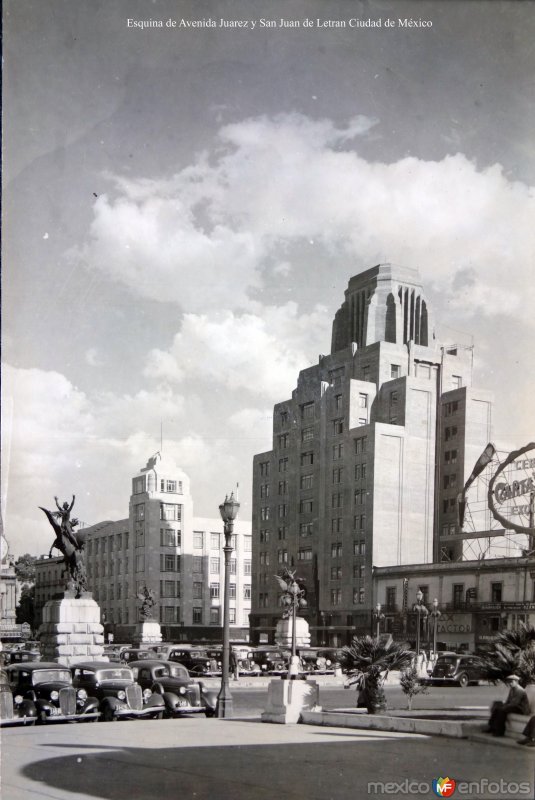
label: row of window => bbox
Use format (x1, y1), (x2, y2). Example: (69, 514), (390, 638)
(133, 477), (183, 495)
(259, 588), (366, 607)
(160, 606), (248, 626)
(86, 533), (129, 556)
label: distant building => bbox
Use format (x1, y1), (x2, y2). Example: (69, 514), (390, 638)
(374, 556), (535, 652)
(34, 453), (252, 642)
(250, 264), (494, 646)
(0, 529), (19, 641)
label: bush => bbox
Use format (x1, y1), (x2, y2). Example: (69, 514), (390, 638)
(399, 666), (428, 710)
(479, 624), (535, 687)
(339, 635), (413, 714)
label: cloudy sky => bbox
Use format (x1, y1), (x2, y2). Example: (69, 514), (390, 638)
(2, 0), (534, 557)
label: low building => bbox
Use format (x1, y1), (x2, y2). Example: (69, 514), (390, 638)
(34, 453), (252, 643)
(373, 556), (535, 652)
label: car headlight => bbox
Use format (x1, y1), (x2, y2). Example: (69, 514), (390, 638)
(261, 665), (267, 670)
(143, 689), (152, 701)
(50, 690), (59, 701)
(326, 660), (332, 666)
(117, 690), (126, 700)
(77, 689), (88, 701)
(14, 694), (23, 704)
(179, 686), (186, 695)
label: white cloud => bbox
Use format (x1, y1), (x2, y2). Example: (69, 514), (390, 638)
(75, 113), (534, 325)
(143, 302), (330, 401)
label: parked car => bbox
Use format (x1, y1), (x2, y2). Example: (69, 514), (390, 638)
(0, 668), (37, 727)
(166, 647), (219, 677)
(103, 644), (130, 663)
(253, 647), (291, 675)
(425, 654), (486, 687)
(5, 662), (99, 723)
(297, 648), (335, 675)
(71, 662), (165, 721)
(130, 660), (218, 718)
(119, 648), (157, 664)
(7, 649), (41, 665)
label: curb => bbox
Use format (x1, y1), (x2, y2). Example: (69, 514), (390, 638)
(301, 710), (475, 739)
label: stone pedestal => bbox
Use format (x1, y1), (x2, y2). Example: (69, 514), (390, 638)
(274, 617), (311, 648)
(134, 620), (162, 645)
(39, 594), (106, 666)
(261, 678), (321, 724)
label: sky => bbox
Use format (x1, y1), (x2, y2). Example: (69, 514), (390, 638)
(2, 0), (534, 558)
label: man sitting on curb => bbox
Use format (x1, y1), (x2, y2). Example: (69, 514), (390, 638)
(485, 674), (530, 737)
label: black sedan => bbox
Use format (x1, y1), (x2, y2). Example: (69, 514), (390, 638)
(130, 660), (218, 718)
(5, 662), (99, 724)
(71, 661), (165, 721)
(0, 668), (37, 727)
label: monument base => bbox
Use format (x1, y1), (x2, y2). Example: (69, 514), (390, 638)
(274, 617), (311, 648)
(261, 678), (321, 724)
(134, 621), (162, 644)
(39, 595), (106, 665)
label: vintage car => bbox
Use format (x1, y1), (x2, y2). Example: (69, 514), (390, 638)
(71, 661), (165, 721)
(166, 647), (219, 677)
(130, 660), (218, 718)
(6, 662), (99, 723)
(252, 647), (291, 675)
(103, 644), (131, 663)
(119, 647), (158, 664)
(0, 668), (37, 727)
(425, 654), (486, 687)
(7, 649), (41, 665)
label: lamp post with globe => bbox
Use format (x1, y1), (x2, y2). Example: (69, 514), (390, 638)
(216, 491), (240, 718)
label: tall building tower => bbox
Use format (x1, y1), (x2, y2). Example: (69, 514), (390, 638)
(250, 264), (493, 647)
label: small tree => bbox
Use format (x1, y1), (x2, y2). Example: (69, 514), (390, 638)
(399, 666), (428, 710)
(14, 553), (37, 584)
(339, 635), (413, 714)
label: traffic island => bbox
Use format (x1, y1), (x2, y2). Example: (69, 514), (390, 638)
(262, 678), (321, 723)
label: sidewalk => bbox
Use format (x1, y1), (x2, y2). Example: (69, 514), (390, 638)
(2, 715), (530, 800)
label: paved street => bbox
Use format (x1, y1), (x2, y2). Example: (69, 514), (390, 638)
(2, 683), (532, 800)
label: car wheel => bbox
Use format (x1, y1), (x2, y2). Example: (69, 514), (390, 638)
(102, 706), (116, 722)
(458, 673), (469, 688)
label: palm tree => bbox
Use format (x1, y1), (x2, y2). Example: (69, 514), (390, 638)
(339, 636), (413, 714)
(479, 624), (535, 687)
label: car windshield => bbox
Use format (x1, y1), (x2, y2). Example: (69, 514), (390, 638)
(167, 665), (189, 679)
(32, 669), (71, 685)
(96, 669), (133, 681)
(437, 657), (458, 665)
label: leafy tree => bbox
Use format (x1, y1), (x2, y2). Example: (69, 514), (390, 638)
(399, 666), (429, 710)
(479, 624), (535, 687)
(14, 553), (37, 585)
(16, 584), (35, 630)
(339, 635), (413, 714)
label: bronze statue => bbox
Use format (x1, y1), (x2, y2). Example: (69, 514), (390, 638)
(136, 586), (156, 621)
(40, 495), (87, 598)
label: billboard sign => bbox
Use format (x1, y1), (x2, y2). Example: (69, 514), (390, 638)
(488, 442), (535, 534)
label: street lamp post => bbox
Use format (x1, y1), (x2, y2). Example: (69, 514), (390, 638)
(374, 602), (385, 639)
(413, 589), (429, 659)
(216, 491), (240, 718)
(429, 598), (441, 661)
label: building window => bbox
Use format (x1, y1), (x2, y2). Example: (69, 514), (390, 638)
(192, 608), (203, 624)
(331, 518), (342, 534)
(277, 550), (288, 564)
(386, 587), (396, 610)
(354, 489), (365, 506)
(135, 554), (145, 572)
(161, 479), (180, 493)
(491, 582), (502, 602)
(160, 529), (179, 547)
(331, 588), (342, 605)
(278, 504), (288, 519)
(278, 526), (287, 540)
(259, 552), (270, 566)
(278, 433), (290, 449)
(160, 503), (181, 521)
(210, 533), (220, 550)
(135, 504), (145, 521)
(161, 554), (177, 572)
(209, 557), (220, 574)
(329, 366), (345, 387)
(335, 394), (343, 410)
(259, 461), (270, 477)
(210, 608), (220, 625)
(260, 484), (270, 498)
(300, 499), (313, 514)
(260, 529), (270, 543)
(332, 492), (343, 508)
(193, 531), (204, 548)
(445, 425), (458, 441)
(244, 560), (252, 575)
(193, 556), (203, 573)
(261, 507), (270, 521)
(331, 566), (342, 579)
(452, 375), (462, 389)
(243, 584), (251, 600)
(358, 588), (365, 604)
(354, 436), (368, 454)
(280, 410), (289, 425)
(452, 584), (464, 608)
(332, 443), (344, 460)
(332, 418), (344, 435)
(160, 580), (176, 598)
(301, 426), (314, 443)
(279, 457), (288, 472)
(229, 558), (237, 574)
(193, 582), (203, 600)
(444, 400), (459, 417)
(445, 449), (458, 465)
(301, 473), (314, 490)
(278, 480), (288, 495)
(229, 608), (236, 624)
(298, 548), (313, 561)
(353, 540), (365, 556)
(354, 463), (367, 481)
(331, 543), (342, 558)
(332, 467), (344, 484)
(301, 402), (315, 420)
(443, 474), (457, 489)
(301, 451), (314, 467)
(133, 477), (145, 494)
(300, 522), (313, 537)
(391, 364), (401, 379)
